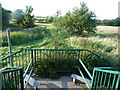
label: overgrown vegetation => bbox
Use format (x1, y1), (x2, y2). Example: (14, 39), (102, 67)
(1, 2), (119, 79)
(35, 57), (78, 79)
(1, 28), (49, 46)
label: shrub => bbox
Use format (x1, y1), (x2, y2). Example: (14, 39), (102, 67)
(35, 57), (79, 79)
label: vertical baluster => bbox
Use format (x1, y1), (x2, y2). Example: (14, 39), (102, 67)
(47, 50), (48, 60)
(40, 50), (41, 60)
(44, 50), (46, 60)
(99, 72), (104, 88)
(96, 71), (101, 88)
(63, 50), (66, 59)
(17, 53), (19, 67)
(22, 51), (24, 68)
(55, 50), (58, 60)
(26, 50), (28, 66)
(7, 73), (10, 88)
(51, 50), (52, 60)
(59, 50), (61, 60)
(42, 50), (43, 60)
(93, 71), (98, 88)
(20, 68), (24, 90)
(53, 50), (54, 60)
(14, 54), (17, 67)
(36, 50), (38, 61)
(23, 50), (25, 70)
(107, 73), (111, 88)
(34, 50), (36, 67)
(55, 50), (57, 60)
(31, 50), (33, 63)
(3, 74), (6, 88)
(19, 52), (21, 67)
(62, 50), (64, 60)
(115, 74), (120, 89)
(28, 50), (30, 62)
(9, 56), (12, 67)
(11, 71), (15, 87)
(16, 70), (18, 88)
(81, 51), (83, 60)
(25, 50), (27, 69)
(18, 53), (20, 67)
(112, 74), (116, 88)
(42, 50), (44, 60)
(103, 72), (107, 87)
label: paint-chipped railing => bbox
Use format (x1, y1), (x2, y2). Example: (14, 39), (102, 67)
(0, 67), (24, 89)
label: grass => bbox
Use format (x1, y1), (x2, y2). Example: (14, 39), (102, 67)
(67, 26), (119, 70)
(1, 24), (119, 71)
(1, 27), (50, 46)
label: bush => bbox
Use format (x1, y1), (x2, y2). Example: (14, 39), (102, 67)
(2, 26), (24, 31)
(35, 58), (78, 79)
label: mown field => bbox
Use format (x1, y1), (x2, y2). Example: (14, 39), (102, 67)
(0, 24), (119, 71)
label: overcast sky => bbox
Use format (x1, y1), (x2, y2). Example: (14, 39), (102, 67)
(0, 0), (119, 20)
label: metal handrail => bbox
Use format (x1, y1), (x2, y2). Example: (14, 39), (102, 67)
(78, 67), (91, 88)
(23, 48), (88, 51)
(78, 58), (92, 79)
(0, 49), (24, 61)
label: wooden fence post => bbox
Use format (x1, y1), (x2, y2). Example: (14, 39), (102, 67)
(7, 29), (13, 66)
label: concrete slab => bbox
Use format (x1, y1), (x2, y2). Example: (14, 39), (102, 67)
(28, 76), (87, 89)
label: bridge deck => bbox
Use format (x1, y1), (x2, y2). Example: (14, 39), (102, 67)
(27, 76), (87, 89)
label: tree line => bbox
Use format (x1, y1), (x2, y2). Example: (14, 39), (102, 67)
(97, 18), (120, 26)
(2, 6), (35, 28)
(1, 2), (120, 35)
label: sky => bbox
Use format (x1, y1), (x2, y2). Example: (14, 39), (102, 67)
(0, 0), (119, 20)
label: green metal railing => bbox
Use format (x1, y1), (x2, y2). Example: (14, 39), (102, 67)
(77, 56), (120, 89)
(0, 49), (107, 69)
(0, 48), (113, 89)
(91, 67), (120, 89)
(0, 67), (24, 90)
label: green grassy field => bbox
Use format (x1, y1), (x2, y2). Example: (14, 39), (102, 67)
(1, 24), (119, 70)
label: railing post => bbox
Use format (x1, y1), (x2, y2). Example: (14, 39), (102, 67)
(78, 50), (80, 59)
(7, 29), (13, 67)
(31, 50), (34, 62)
(34, 50), (36, 67)
(20, 68), (24, 90)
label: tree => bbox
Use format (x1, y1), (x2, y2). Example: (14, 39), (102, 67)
(114, 17), (120, 26)
(47, 16), (54, 23)
(97, 18), (120, 26)
(22, 6), (35, 28)
(53, 10), (62, 27)
(11, 9), (24, 26)
(2, 8), (11, 26)
(54, 2), (97, 35)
